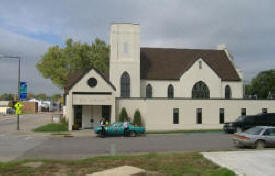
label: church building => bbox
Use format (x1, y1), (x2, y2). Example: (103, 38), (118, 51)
(64, 23), (275, 131)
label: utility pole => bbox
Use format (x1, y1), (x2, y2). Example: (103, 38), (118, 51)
(0, 55), (21, 130)
(17, 57), (20, 130)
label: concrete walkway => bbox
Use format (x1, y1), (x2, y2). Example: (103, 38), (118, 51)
(202, 150), (275, 176)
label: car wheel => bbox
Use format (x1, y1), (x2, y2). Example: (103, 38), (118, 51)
(129, 130), (136, 137)
(236, 127), (242, 133)
(256, 140), (265, 149)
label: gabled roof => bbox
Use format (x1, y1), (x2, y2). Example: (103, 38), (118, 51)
(140, 48), (241, 81)
(64, 67), (116, 94)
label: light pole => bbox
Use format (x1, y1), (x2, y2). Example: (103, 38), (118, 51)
(0, 55), (21, 130)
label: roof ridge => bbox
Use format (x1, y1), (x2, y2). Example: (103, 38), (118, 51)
(140, 47), (222, 51)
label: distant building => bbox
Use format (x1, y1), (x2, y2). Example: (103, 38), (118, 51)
(64, 23), (275, 131)
(28, 98), (59, 112)
(0, 101), (11, 115)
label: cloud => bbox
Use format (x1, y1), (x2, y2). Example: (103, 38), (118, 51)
(0, 28), (61, 95)
(0, 0), (275, 94)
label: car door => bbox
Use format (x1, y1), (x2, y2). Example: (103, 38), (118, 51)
(269, 128), (275, 146)
(112, 123), (119, 136)
(262, 128), (275, 146)
(244, 116), (256, 129)
(106, 125), (114, 136)
(117, 123), (124, 136)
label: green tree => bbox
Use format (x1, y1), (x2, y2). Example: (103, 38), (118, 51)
(119, 107), (129, 122)
(133, 109), (142, 126)
(51, 94), (62, 102)
(249, 69), (275, 99)
(0, 93), (14, 101)
(35, 93), (48, 101)
(36, 38), (109, 88)
(27, 93), (36, 100)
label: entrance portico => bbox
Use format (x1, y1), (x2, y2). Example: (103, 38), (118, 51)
(64, 67), (116, 131)
(71, 93), (116, 129)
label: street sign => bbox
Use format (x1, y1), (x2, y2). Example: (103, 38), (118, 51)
(20, 82), (27, 101)
(14, 102), (23, 115)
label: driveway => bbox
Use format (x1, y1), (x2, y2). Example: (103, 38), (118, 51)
(202, 150), (275, 176)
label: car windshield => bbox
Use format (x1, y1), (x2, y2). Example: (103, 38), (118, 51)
(244, 127), (263, 135)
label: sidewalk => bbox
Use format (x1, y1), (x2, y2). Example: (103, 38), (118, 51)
(202, 150), (275, 176)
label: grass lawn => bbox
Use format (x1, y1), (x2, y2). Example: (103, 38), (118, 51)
(32, 122), (68, 132)
(146, 129), (224, 134)
(0, 152), (235, 176)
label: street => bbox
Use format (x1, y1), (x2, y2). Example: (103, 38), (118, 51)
(0, 113), (235, 161)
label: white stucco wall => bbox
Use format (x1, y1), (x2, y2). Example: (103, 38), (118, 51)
(117, 98), (275, 130)
(140, 80), (179, 98)
(140, 59), (243, 98)
(109, 23), (140, 97)
(222, 81), (243, 98)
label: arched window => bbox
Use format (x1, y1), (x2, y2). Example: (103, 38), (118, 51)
(120, 72), (130, 97)
(192, 81), (210, 99)
(225, 85), (231, 99)
(146, 84), (152, 98)
(168, 84), (174, 98)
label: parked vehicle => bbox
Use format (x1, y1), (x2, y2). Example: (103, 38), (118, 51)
(223, 113), (275, 133)
(94, 122), (145, 137)
(233, 126), (275, 149)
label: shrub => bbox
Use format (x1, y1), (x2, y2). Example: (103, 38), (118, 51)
(72, 124), (80, 130)
(133, 109), (142, 126)
(119, 107), (129, 122)
(60, 116), (67, 124)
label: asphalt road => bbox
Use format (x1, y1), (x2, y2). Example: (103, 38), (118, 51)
(0, 133), (235, 161)
(0, 113), (235, 161)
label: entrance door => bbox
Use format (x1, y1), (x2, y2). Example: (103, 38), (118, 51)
(74, 105), (82, 128)
(102, 105), (111, 123)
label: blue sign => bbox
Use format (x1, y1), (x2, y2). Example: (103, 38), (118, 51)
(20, 82), (28, 101)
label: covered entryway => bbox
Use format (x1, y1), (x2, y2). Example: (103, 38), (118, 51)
(73, 105), (112, 129)
(64, 67), (117, 131)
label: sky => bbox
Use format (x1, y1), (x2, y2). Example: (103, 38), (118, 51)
(0, 0), (275, 95)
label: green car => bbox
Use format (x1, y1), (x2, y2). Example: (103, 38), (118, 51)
(94, 122), (145, 137)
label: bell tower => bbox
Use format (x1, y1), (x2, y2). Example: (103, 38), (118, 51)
(109, 23), (140, 97)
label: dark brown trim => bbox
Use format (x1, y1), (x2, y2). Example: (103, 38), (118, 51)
(73, 92), (112, 95)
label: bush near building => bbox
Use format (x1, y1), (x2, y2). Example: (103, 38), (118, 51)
(133, 109), (142, 126)
(119, 107), (129, 122)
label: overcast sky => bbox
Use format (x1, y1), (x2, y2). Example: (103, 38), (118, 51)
(0, 0), (275, 95)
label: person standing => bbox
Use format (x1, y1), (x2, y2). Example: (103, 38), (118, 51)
(100, 117), (106, 137)
(123, 120), (129, 137)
